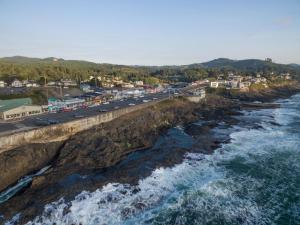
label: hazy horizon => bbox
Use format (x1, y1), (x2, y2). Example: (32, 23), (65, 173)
(1, 0), (300, 65)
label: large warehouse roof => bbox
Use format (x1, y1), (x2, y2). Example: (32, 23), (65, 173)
(0, 98), (32, 112)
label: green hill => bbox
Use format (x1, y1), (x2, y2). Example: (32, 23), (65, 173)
(0, 56), (299, 83)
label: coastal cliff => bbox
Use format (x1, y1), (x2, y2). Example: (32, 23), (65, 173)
(0, 95), (237, 224)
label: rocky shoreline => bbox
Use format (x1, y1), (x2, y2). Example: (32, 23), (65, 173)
(0, 83), (300, 224)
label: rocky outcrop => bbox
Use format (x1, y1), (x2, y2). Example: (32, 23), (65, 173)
(226, 82), (300, 102)
(0, 142), (62, 192)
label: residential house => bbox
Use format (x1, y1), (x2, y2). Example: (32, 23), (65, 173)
(0, 81), (7, 87)
(11, 79), (23, 87)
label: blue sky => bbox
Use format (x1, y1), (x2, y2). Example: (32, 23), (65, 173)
(0, 0), (299, 65)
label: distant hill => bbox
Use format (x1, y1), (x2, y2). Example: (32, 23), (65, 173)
(199, 58), (298, 73)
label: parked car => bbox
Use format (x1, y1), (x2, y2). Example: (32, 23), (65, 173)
(99, 109), (108, 112)
(48, 119), (59, 124)
(34, 118), (50, 126)
(129, 103), (135, 106)
(73, 114), (84, 118)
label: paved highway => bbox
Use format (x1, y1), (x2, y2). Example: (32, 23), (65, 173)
(0, 91), (175, 135)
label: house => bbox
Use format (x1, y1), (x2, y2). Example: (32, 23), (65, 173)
(11, 79), (23, 87)
(80, 84), (92, 92)
(122, 83), (134, 88)
(0, 81), (7, 87)
(188, 88), (206, 98)
(134, 81), (144, 86)
(240, 82), (251, 88)
(0, 98), (44, 120)
(47, 81), (56, 86)
(26, 81), (40, 88)
(228, 80), (239, 88)
(210, 81), (219, 88)
(210, 80), (226, 88)
(61, 79), (77, 87)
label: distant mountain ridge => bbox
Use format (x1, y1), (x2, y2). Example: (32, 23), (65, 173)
(0, 56), (298, 69)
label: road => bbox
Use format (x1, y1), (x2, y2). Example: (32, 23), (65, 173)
(0, 91), (174, 136)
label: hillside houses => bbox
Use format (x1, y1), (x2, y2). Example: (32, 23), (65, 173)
(210, 73), (269, 90)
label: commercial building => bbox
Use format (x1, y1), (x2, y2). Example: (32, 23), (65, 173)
(0, 98), (45, 120)
(48, 97), (86, 112)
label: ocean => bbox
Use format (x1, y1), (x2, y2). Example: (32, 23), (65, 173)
(6, 94), (300, 225)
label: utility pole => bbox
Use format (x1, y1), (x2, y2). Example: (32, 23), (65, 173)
(94, 75), (97, 88)
(60, 85), (63, 98)
(44, 74), (48, 100)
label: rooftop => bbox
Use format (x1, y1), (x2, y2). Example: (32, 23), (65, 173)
(0, 98), (32, 112)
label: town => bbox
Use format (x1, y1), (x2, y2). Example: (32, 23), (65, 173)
(0, 68), (293, 133)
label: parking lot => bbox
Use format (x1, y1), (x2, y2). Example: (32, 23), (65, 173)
(0, 91), (174, 136)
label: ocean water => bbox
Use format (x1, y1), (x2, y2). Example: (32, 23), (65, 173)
(8, 94), (300, 225)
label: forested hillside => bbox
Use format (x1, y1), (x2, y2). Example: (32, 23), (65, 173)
(0, 56), (299, 84)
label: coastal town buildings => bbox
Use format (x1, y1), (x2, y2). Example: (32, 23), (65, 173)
(11, 79), (23, 87)
(0, 98), (46, 120)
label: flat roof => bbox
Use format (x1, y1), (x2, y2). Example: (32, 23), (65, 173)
(0, 98), (32, 112)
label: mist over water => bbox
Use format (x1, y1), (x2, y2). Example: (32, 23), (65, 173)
(10, 94), (300, 225)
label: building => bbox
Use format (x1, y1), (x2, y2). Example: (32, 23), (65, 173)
(0, 98), (44, 120)
(210, 81), (219, 88)
(80, 83), (92, 92)
(0, 81), (7, 87)
(210, 80), (226, 88)
(134, 81), (144, 86)
(61, 79), (77, 87)
(11, 79), (23, 87)
(48, 97), (86, 112)
(188, 88), (206, 98)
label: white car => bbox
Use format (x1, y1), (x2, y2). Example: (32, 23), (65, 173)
(129, 103), (135, 106)
(103, 102), (110, 105)
(143, 99), (149, 103)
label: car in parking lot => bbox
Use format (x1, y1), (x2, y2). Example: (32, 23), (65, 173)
(128, 103), (135, 106)
(48, 119), (59, 124)
(73, 114), (84, 118)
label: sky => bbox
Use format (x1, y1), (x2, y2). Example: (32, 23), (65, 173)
(0, 0), (299, 65)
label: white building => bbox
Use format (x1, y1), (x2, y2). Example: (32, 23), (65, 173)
(11, 79), (23, 87)
(0, 98), (45, 120)
(134, 81), (144, 86)
(210, 80), (226, 88)
(0, 81), (7, 87)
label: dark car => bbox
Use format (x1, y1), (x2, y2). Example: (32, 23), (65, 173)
(34, 119), (50, 126)
(48, 119), (59, 124)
